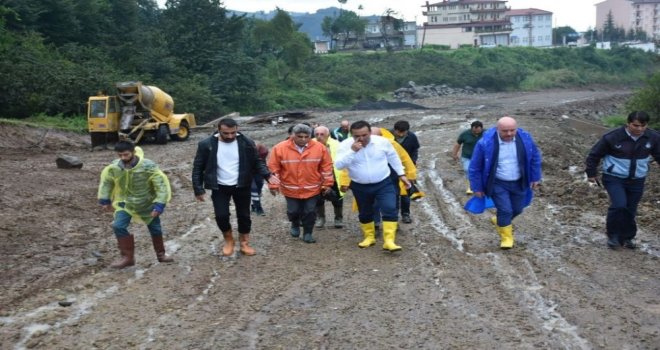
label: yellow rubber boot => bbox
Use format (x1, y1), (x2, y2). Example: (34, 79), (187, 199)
(466, 180), (473, 195)
(358, 222), (377, 248)
(498, 225), (514, 249)
(382, 221), (402, 251)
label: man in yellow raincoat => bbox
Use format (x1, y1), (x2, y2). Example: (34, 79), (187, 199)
(98, 141), (173, 269)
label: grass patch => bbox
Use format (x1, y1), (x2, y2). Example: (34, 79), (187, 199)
(602, 115), (627, 127)
(0, 114), (88, 133)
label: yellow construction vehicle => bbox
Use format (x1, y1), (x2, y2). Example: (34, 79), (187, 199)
(87, 81), (196, 147)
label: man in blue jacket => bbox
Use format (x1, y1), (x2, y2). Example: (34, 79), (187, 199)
(469, 116), (542, 249)
(585, 111), (660, 249)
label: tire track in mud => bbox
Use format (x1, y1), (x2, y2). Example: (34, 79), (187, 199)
(409, 142), (592, 348)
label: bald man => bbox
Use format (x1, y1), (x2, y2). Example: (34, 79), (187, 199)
(468, 116), (542, 249)
(331, 119), (351, 142)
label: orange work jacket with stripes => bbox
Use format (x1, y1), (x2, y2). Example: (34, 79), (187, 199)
(267, 138), (334, 199)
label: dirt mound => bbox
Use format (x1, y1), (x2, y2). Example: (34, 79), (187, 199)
(0, 123), (89, 152)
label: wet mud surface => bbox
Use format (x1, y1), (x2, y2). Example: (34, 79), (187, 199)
(1, 88), (658, 349)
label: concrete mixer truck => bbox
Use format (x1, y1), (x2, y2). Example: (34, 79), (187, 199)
(87, 81), (196, 147)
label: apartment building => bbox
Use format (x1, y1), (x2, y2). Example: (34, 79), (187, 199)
(419, 0), (512, 48)
(596, 0), (660, 40)
(363, 18), (418, 49)
(630, 0), (660, 39)
(506, 9), (553, 47)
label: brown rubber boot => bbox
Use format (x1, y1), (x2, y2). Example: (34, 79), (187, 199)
(222, 230), (235, 256)
(239, 233), (256, 256)
(151, 235), (174, 263)
(111, 235), (135, 269)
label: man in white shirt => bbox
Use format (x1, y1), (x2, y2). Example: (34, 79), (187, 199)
(192, 118), (272, 257)
(335, 120), (411, 251)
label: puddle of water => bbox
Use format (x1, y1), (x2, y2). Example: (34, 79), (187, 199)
(12, 285), (119, 350)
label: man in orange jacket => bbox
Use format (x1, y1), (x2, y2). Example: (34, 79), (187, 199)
(268, 124), (334, 243)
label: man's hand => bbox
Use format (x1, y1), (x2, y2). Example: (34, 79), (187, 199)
(151, 210), (160, 218)
(101, 204), (113, 212)
(270, 188), (279, 196)
(195, 194), (205, 202)
(268, 174), (281, 186)
(340, 185), (349, 193)
(474, 191), (485, 198)
(452, 154), (459, 161)
(321, 187), (332, 195)
(351, 141), (364, 152)
(399, 175), (411, 189)
(531, 181), (540, 190)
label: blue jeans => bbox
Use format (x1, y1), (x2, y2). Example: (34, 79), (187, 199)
(461, 157), (471, 175)
(602, 174), (644, 239)
(352, 178), (398, 223)
(491, 178), (526, 227)
(112, 210), (163, 238)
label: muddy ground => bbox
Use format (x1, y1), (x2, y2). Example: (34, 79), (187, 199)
(0, 88), (658, 349)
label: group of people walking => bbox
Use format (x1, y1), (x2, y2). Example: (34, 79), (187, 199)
(97, 111), (658, 268)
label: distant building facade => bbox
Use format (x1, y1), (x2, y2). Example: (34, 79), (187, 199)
(506, 9), (553, 47)
(363, 17), (418, 49)
(595, 0), (660, 40)
(419, 0), (513, 48)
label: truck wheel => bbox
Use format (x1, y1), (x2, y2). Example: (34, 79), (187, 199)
(156, 124), (169, 144)
(171, 121), (190, 141)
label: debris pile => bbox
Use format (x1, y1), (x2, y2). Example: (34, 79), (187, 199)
(393, 81), (485, 100)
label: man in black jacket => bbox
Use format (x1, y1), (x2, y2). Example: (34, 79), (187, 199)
(392, 120), (420, 224)
(585, 111), (660, 249)
(192, 118), (272, 256)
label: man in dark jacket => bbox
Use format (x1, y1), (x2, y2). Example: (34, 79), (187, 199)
(391, 120), (420, 223)
(585, 111), (660, 249)
(192, 118), (271, 257)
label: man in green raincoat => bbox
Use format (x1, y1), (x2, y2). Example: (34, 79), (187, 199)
(98, 141), (173, 268)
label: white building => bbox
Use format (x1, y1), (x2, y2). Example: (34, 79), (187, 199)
(506, 8), (553, 47)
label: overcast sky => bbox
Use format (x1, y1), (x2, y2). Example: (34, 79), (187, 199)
(217, 0), (602, 32)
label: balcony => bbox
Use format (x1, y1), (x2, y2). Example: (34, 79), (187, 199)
(474, 25), (513, 34)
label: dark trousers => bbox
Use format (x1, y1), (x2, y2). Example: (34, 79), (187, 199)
(352, 178), (398, 223)
(211, 185), (252, 234)
(602, 174), (644, 239)
(316, 180), (343, 219)
(251, 177), (264, 205)
(316, 198), (343, 219)
(286, 196), (319, 234)
(491, 178), (526, 227)
(399, 194), (411, 215)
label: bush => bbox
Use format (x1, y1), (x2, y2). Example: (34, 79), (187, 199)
(626, 72), (660, 129)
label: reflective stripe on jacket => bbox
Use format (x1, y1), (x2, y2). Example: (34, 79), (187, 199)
(268, 138), (334, 199)
(585, 126), (660, 179)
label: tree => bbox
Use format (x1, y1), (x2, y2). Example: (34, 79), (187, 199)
(322, 10), (366, 49)
(162, 0), (245, 74)
(626, 72), (660, 129)
(552, 26), (578, 46)
(379, 9), (404, 49)
(601, 11), (627, 42)
(251, 9), (313, 81)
